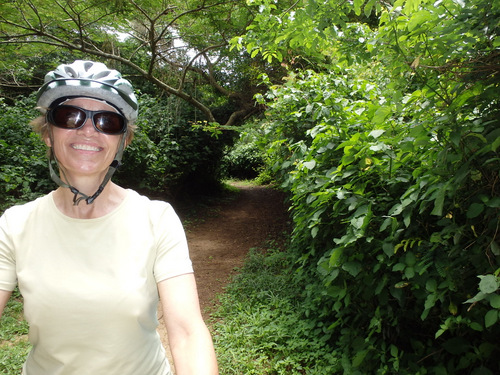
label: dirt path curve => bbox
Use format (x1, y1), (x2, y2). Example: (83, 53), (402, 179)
(157, 183), (289, 370)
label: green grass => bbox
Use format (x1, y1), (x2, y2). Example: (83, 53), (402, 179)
(210, 245), (339, 374)
(0, 289), (30, 374)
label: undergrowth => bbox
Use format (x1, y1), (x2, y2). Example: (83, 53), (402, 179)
(0, 289), (30, 374)
(211, 245), (338, 374)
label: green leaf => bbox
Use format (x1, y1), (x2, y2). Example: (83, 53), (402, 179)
(490, 135), (500, 152)
(490, 295), (500, 309)
(484, 197), (500, 208)
(469, 322), (483, 332)
(404, 266), (415, 279)
(407, 9), (432, 32)
(303, 160), (316, 170)
(471, 367), (494, 375)
(424, 293), (438, 311)
(435, 328), (446, 339)
(311, 226), (319, 238)
(466, 203), (484, 219)
(484, 310), (498, 328)
(342, 261), (362, 277)
(382, 242), (394, 257)
(426, 279), (437, 293)
(448, 301), (458, 315)
(353, 0), (363, 16)
(329, 248), (342, 267)
(405, 251), (416, 266)
(352, 349), (368, 367)
(369, 129), (385, 138)
(393, 263), (406, 272)
(464, 292), (486, 304)
(364, 0), (375, 17)
(430, 183), (449, 216)
(403, 209), (411, 227)
(491, 241), (500, 256)
(479, 275), (499, 294)
(372, 106), (391, 125)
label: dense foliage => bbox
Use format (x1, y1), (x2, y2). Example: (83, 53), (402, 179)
(221, 126), (266, 180)
(0, 95), (50, 212)
(241, 0), (500, 373)
(117, 93), (234, 197)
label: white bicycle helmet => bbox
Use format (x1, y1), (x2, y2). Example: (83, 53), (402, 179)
(36, 60), (138, 123)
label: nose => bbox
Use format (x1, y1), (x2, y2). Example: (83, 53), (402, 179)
(76, 116), (97, 136)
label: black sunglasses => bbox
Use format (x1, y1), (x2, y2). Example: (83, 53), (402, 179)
(47, 105), (127, 135)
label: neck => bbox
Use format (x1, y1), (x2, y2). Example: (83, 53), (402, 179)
(53, 182), (127, 219)
(53, 158), (121, 206)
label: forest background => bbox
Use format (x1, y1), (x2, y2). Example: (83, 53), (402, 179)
(0, 0), (499, 374)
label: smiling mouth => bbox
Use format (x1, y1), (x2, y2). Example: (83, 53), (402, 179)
(71, 144), (102, 152)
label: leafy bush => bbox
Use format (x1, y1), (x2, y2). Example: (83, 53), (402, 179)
(252, 1), (500, 371)
(222, 134), (265, 180)
(0, 94), (51, 213)
(259, 68), (499, 373)
(117, 94), (232, 196)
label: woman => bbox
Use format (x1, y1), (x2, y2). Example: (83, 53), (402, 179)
(0, 60), (218, 375)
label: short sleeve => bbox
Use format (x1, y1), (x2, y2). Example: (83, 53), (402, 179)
(152, 202), (193, 283)
(0, 211), (18, 291)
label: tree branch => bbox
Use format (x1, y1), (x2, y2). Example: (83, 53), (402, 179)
(0, 0), (258, 126)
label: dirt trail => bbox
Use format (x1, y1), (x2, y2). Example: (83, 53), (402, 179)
(156, 183), (289, 370)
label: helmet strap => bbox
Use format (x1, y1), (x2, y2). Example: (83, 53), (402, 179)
(48, 133), (127, 205)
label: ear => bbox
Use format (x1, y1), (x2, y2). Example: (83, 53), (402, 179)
(124, 131), (134, 147)
(43, 134), (52, 147)
(42, 123), (54, 147)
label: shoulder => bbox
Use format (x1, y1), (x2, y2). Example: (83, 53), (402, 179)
(0, 194), (53, 249)
(124, 190), (179, 221)
(1, 194), (52, 226)
(124, 190), (186, 247)
(126, 190), (174, 210)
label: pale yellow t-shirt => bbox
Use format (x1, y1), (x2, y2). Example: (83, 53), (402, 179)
(0, 190), (193, 375)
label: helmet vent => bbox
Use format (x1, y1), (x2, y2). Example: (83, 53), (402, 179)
(94, 71), (111, 79)
(83, 61), (93, 72)
(64, 67), (77, 77)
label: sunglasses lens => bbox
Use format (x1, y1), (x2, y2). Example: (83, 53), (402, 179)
(49, 106), (126, 135)
(93, 113), (125, 135)
(52, 106), (86, 129)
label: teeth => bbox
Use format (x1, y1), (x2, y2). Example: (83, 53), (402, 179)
(72, 144), (100, 151)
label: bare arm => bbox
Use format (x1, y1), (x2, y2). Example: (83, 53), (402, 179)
(158, 274), (218, 375)
(0, 289), (12, 318)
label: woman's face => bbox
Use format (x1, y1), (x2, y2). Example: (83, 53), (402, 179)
(44, 98), (122, 180)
